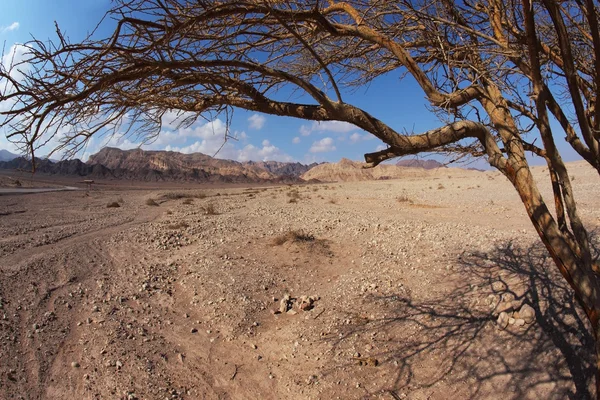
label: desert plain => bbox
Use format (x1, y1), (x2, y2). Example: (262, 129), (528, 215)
(1, 161), (599, 400)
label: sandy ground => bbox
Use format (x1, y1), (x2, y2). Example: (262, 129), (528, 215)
(0, 162), (599, 400)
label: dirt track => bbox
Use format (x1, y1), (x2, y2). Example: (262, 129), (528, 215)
(1, 162), (599, 399)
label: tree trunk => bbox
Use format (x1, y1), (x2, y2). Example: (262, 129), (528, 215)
(508, 161), (600, 398)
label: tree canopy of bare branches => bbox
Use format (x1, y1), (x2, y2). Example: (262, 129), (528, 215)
(1, 0), (600, 396)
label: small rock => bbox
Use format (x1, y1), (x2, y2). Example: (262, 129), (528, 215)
(518, 304), (536, 324)
(514, 318), (526, 327)
(116, 360), (123, 370)
(191, 328), (198, 333)
(279, 298), (289, 313)
(494, 300), (522, 316)
(71, 361), (80, 368)
(508, 317), (516, 325)
(496, 312), (509, 330)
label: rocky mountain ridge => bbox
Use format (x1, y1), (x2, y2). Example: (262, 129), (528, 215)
(301, 157), (479, 182)
(0, 147), (313, 183)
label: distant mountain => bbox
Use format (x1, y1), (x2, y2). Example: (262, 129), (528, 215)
(0, 147), (317, 183)
(0, 149), (19, 162)
(86, 147), (305, 183)
(300, 158), (480, 182)
(242, 160), (320, 177)
(301, 158), (432, 182)
(0, 157), (114, 178)
(395, 158), (447, 169)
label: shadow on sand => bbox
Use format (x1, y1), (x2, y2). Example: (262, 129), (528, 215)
(327, 238), (597, 399)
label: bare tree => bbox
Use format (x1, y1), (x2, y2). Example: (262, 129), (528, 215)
(1, 0), (600, 395)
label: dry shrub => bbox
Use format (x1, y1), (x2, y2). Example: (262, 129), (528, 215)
(397, 195), (413, 203)
(287, 189), (301, 203)
(106, 201), (121, 208)
(201, 203), (218, 215)
(328, 198), (337, 204)
(182, 198), (193, 205)
(165, 192), (206, 200)
(437, 183), (445, 190)
(167, 221), (189, 230)
(146, 198), (159, 206)
(272, 230), (315, 246)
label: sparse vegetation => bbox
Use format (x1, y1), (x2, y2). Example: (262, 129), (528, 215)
(145, 198), (159, 206)
(106, 201), (121, 208)
(167, 221), (189, 230)
(182, 198), (193, 205)
(164, 192), (206, 200)
(7, 0), (600, 391)
(287, 189), (301, 203)
(272, 230), (315, 246)
(397, 195), (413, 204)
(201, 203), (218, 215)
(437, 184), (445, 190)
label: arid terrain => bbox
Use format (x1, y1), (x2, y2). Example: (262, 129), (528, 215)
(1, 161), (599, 399)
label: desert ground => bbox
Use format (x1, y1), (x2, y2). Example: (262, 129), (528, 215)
(0, 162), (599, 400)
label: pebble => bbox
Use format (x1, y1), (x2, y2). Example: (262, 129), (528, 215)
(518, 304), (536, 324)
(496, 312), (509, 330)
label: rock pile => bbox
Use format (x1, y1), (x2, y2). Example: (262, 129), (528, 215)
(496, 303), (535, 330)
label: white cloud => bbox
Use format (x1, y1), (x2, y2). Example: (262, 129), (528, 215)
(2, 44), (30, 85)
(248, 113), (266, 130)
(1, 22), (20, 33)
(310, 137), (336, 153)
(165, 139), (293, 162)
(375, 144), (387, 151)
(292, 137), (301, 144)
(350, 133), (362, 143)
(237, 143), (293, 162)
(299, 125), (312, 136)
(161, 109), (197, 130)
(299, 121), (356, 136)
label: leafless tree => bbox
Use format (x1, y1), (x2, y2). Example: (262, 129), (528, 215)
(1, 0), (600, 395)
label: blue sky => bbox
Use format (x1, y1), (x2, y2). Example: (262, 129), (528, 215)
(0, 1), (582, 167)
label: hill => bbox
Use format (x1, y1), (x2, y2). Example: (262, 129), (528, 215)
(0, 147), (315, 183)
(0, 149), (19, 162)
(396, 158), (447, 169)
(301, 158), (480, 182)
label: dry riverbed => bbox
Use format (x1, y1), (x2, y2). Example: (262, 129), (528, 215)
(0, 162), (599, 399)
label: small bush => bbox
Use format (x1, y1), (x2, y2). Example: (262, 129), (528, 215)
(272, 230), (315, 246)
(397, 195), (413, 203)
(328, 198), (337, 204)
(437, 184), (445, 190)
(146, 198), (159, 206)
(182, 198), (193, 205)
(106, 201), (121, 208)
(201, 203), (218, 215)
(164, 192), (206, 200)
(287, 190), (301, 202)
(167, 221), (189, 230)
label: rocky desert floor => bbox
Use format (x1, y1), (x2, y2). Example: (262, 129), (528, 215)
(1, 162), (599, 400)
